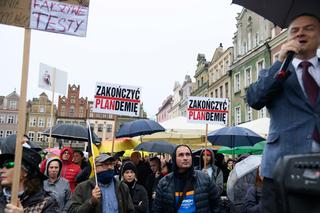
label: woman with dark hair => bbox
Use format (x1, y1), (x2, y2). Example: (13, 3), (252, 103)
(0, 147), (59, 213)
(244, 167), (263, 213)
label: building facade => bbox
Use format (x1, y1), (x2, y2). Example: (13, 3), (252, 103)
(208, 44), (234, 125)
(178, 75), (193, 117)
(168, 81), (181, 119)
(26, 92), (56, 142)
(156, 95), (173, 123)
(191, 54), (210, 97)
(0, 91), (19, 138)
(230, 9), (274, 125)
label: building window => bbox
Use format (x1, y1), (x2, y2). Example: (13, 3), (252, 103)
(47, 118), (52, 127)
(61, 105), (66, 112)
(256, 59), (265, 80)
(79, 106), (84, 113)
(107, 124), (112, 132)
(38, 117), (45, 127)
(98, 124), (103, 132)
(29, 117), (37, 127)
(9, 101), (17, 109)
(215, 89), (218, 98)
(0, 114), (5, 123)
(246, 104), (252, 122)
(6, 130), (13, 137)
(220, 86), (223, 98)
(70, 96), (75, 104)
(39, 106), (45, 113)
(70, 106), (75, 116)
(225, 82), (229, 98)
(37, 132), (43, 141)
(255, 32), (260, 46)
(210, 92), (213, 97)
(7, 115), (15, 124)
(201, 77), (204, 85)
(28, 131), (35, 141)
(235, 106), (241, 125)
(244, 67), (252, 87)
(234, 73), (241, 92)
(258, 107), (267, 118)
(0, 130), (4, 137)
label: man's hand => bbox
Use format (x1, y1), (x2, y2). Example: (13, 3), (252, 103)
(91, 185), (101, 205)
(279, 38), (301, 62)
(5, 201), (23, 213)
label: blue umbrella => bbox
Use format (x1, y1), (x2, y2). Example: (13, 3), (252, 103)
(116, 119), (165, 138)
(134, 140), (177, 154)
(207, 126), (265, 148)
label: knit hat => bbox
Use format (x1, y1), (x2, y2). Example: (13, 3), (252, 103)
(121, 161), (137, 175)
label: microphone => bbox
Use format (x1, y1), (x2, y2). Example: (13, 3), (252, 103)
(274, 51), (295, 79)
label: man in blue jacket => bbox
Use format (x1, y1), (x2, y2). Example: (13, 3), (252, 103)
(153, 145), (221, 213)
(247, 14), (320, 213)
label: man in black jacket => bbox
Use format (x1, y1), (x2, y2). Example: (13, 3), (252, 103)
(153, 145), (221, 213)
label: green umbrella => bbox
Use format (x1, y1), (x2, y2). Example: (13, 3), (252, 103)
(253, 141), (266, 150)
(217, 146), (261, 155)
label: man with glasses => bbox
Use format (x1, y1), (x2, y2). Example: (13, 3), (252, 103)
(153, 145), (221, 213)
(68, 153), (134, 213)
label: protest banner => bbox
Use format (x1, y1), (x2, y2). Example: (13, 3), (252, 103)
(93, 82), (141, 117)
(0, 0), (30, 27)
(38, 63), (68, 95)
(30, 0), (89, 36)
(187, 96), (229, 125)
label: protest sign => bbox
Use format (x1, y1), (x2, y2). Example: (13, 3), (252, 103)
(188, 96), (228, 125)
(30, 0), (89, 36)
(93, 82), (141, 117)
(38, 63), (68, 95)
(0, 0), (30, 27)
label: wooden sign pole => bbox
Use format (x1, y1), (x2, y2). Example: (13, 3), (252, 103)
(48, 68), (56, 149)
(111, 115), (118, 156)
(204, 123), (208, 169)
(11, 28), (31, 205)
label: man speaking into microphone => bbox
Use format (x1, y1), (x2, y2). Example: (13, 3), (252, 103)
(246, 14), (320, 213)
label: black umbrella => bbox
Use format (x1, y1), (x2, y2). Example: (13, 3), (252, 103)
(42, 123), (101, 143)
(207, 126), (265, 148)
(134, 140), (177, 154)
(116, 119), (165, 138)
(232, 0), (319, 28)
(0, 134), (42, 153)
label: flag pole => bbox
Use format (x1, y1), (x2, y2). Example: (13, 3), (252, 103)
(111, 115), (118, 156)
(11, 28), (31, 206)
(87, 120), (98, 185)
(48, 68), (56, 149)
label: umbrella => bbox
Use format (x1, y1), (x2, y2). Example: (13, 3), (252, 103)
(232, 0), (320, 28)
(0, 134), (42, 153)
(253, 141), (266, 150)
(207, 126), (265, 147)
(99, 138), (140, 153)
(44, 147), (61, 156)
(42, 123), (101, 143)
(217, 146), (261, 155)
(134, 140), (177, 154)
(116, 119), (165, 138)
(227, 155), (262, 204)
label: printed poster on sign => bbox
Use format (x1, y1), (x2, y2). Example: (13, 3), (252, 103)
(30, 0), (90, 37)
(93, 82), (141, 117)
(187, 96), (228, 125)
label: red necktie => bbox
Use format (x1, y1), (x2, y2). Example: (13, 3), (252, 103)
(301, 61), (319, 142)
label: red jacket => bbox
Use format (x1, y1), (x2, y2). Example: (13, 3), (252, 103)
(60, 147), (81, 192)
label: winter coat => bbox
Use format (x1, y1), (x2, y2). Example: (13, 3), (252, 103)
(68, 177), (135, 213)
(43, 158), (71, 213)
(244, 186), (262, 213)
(152, 170), (221, 213)
(0, 187), (59, 213)
(196, 149), (224, 195)
(59, 147), (81, 192)
(125, 181), (149, 213)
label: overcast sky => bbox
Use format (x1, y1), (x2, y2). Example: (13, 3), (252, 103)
(0, 0), (242, 118)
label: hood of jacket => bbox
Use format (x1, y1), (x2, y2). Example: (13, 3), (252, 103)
(45, 157), (63, 178)
(172, 144), (194, 176)
(199, 149), (215, 169)
(60, 147), (74, 163)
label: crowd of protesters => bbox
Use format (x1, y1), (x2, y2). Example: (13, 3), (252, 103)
(1, 136), (260, 213)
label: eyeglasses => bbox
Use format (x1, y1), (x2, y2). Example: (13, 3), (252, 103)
(63, 152), (70, 155)
(0, 161), (15, 169)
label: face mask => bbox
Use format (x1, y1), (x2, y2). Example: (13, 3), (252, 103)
(97, 170), (114, 185)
